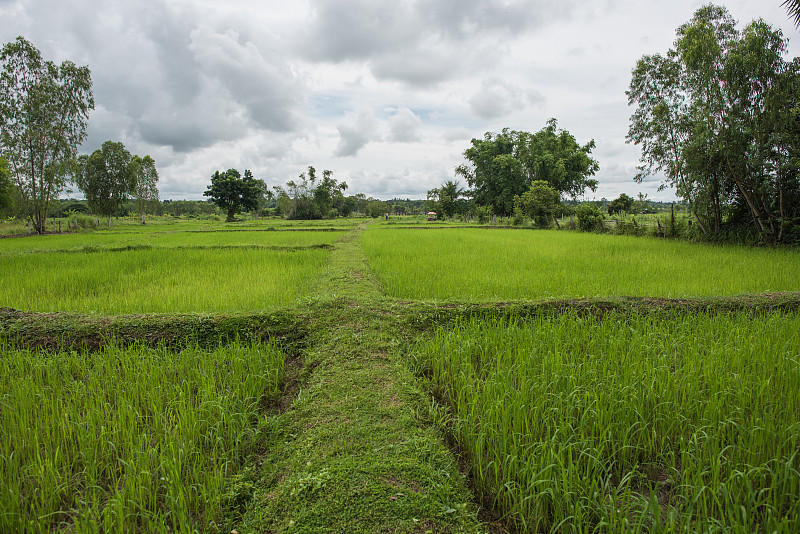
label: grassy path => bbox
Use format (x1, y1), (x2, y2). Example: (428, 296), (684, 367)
(232, 224), (488, 533)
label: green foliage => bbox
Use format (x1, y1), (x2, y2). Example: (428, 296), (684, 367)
(607, 193), (634, 215)
(75, 140), (137, 226)
(414, 312), (800, 532)
(627, 5), (800, 243)
(0, 341), (285, 532)
(274, 166), (347, 220)
(575, 203), (604, 231)
(0, 36), (94, 234)
(0, 155), (10, 212)
(427, 180), (466, 219)
(204, 168), (262, 221)
(132, 154), (158, 224)
(456, 119), (599, 215)
(366, 199), (389, 218)
(513, 180), (561, 227)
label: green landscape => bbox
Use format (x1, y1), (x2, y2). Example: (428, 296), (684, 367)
(2, 2), (800, 533)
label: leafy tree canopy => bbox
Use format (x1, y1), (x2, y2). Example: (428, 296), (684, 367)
(607, 193), (635, 215)
(513, 180), (562, 227)
(0, 36), (93, 234)
(204, 168), (262, 221)
(456, 119), (599, 215)
(426, 180), (466, 218)
(627, 4), (800, 243)
(75, 141), (137, 226)
(132, 155), (159, 224)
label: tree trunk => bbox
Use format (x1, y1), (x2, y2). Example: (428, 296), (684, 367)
(227, 206), (236, 221)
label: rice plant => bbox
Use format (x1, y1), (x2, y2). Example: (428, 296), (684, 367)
(413, 311), (800, 532)
(362, 228), (800, 299)
(0, 247), (330, 313)
(0, 340), (284, 533)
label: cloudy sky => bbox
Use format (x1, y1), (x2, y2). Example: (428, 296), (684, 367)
(2, 0), (798, 201)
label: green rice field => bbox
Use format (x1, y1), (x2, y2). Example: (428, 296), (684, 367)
(2, 217), (799, 533)
(362, 227), (800, 299)
(0, 340), (284, 533)
(413, 311), (800, 533)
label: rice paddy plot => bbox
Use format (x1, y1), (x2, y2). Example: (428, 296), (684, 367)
(362, 227), (800, 299)
(0, 227), (347, 256)
(0, 246), (330, 314)
(413, 311), (800, 533)
(0, 340), (284, 533)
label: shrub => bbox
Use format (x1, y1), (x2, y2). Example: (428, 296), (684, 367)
(575, 204), (604, 232)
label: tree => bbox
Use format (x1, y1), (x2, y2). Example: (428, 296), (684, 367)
(513, 180), (561, 227)
(274, 166), (347, 219)
(132, 155), (159, 224)
(426, 180), (465, 218)
(456, 121), (598, 215)
(204, 168), (262, 221)
(0, 156), (11, 212)
(627, 4), (800, 243)
(0, 37), (94, 234)
(607, 193), (634, 215)
(75, 141), (137, 227)
(783, 0), (800, 27)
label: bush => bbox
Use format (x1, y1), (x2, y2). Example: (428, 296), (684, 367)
(575, 204), (604, 232)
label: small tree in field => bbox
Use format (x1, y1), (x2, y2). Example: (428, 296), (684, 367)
(513, 180), (561, 227)
(607, 193), (634, 215)
(132, 155), (158, 224)
(204, 168), (262, 221)
(75, 141), (137, 228)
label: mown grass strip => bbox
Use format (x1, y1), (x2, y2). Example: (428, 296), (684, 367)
(0, 340), (285, 533)
(412, 311), (800, 533)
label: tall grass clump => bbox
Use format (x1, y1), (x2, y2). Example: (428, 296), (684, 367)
(413, 312), (800, 533)
(0, 340), (284, 533)
(362, 228), (800, 299)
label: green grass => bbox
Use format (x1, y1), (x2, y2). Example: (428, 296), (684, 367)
(0, 247), (330, 313)
(412, 311), (800, 533)
(0, 226), (347, 255)
(0, 340), (285, 533)
(362, 227), (800, 299)
(2, 219), (800, 533)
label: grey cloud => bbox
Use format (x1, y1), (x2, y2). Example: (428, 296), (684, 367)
(1, 0), (302, 155)
(188, 27), (301, 132)
(370, 44), (463, 86)
(298, 0), (578, 86)
(298, 0), (416, 61)
(335, 112), (380, 157)
(388, 107), (423, 142)
(468, 79), (544, 120)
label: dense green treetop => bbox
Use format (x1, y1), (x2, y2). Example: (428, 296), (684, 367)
(456, 120), (598, 215)
(607, 193), (635, 215)
(204, 168), (262, 221)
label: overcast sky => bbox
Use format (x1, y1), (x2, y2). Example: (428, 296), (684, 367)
(3, 0), (799, 201)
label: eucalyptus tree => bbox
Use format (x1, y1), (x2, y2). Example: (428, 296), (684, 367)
(132, 155), (159, 224)
(0, 37), (94, 234)
(75, 141), (137, 228)
(627, 4), (799, 243)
